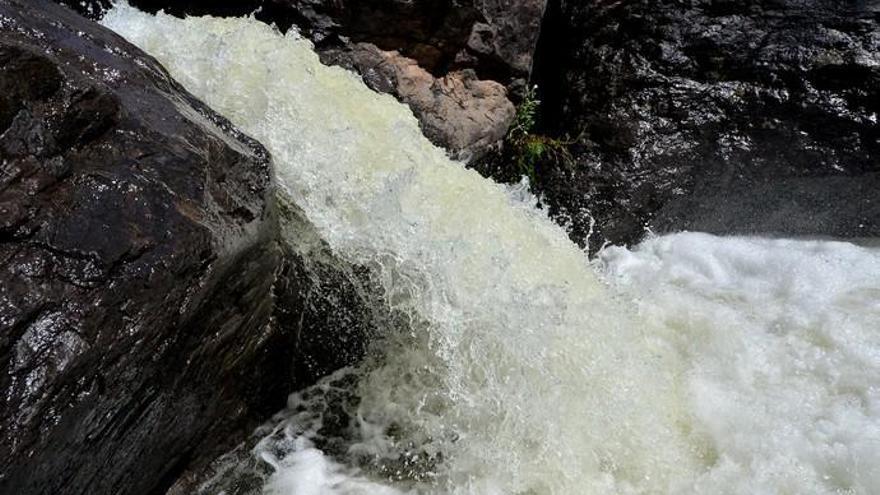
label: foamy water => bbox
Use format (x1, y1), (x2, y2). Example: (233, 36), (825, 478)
(600, 233), (880, 494)
(101, 5), (880, 494)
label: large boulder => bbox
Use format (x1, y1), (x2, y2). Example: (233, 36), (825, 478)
(0, 1), (289, 493)
(523, 0), (880, 250)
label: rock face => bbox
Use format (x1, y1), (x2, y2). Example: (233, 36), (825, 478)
(276, 0), (547, 82)
(0, 1), (290, 493)
(273, 200), (376, 388)
(526, 0), (880, 249)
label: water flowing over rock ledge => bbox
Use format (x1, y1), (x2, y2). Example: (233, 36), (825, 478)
(60, 0), (546, 162)
(2, 1), (879, 494)
(51, 0), (880, 250)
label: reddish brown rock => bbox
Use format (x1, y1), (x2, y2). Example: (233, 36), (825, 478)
(322, 43), (516, 162)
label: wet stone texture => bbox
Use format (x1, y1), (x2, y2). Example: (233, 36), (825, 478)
(0, 1), (289, 493)
(166, 204), (382, 495)
(267, 0), (548, 85)
(517, 0), (880, 250)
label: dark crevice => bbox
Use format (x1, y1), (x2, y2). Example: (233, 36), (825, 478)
(529, 0), (569, 133)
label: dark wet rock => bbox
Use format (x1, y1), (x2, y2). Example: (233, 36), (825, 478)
(162, 210), (376, 495)
(0, 1), (289, 493)
(503, 0), (880, 250)
(273, 0), (547, 83)
(167, 200), (403, 495)
(62, 0), (548, 80)
(3, 3), (421, 494)
(273, 200), (376, 387)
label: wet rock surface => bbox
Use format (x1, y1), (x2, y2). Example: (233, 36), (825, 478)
(165, 201), (402, 495)
(0, 1), (287, 493)
(272, 200), (377, 388)
(520, 0), (880, 250)
(273, 0), (547, 83)
(162, 204), (379, 495)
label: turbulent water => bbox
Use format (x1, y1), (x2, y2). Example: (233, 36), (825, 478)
(102, 5), (880, 494)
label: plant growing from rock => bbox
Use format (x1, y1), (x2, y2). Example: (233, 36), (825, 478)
(507, 85), (574, 184)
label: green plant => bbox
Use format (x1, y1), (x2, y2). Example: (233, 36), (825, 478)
(507, 86), (575, 184)
(509, 85), (541, 142)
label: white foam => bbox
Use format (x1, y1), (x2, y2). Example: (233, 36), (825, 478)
(263, 447), (406, 495)
(600, 233), (880, 494)
(101, 6), (880, 494)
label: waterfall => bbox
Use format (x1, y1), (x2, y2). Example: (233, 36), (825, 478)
(102, 5), (880, 494)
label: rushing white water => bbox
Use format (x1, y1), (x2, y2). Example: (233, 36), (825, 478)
(102, 5), (880, 494)
(600, 234), (880, 494)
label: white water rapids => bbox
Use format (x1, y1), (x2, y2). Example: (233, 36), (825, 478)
(102, 5), (880, 494)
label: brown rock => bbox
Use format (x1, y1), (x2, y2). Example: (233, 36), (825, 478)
(322, 43), (516, 162)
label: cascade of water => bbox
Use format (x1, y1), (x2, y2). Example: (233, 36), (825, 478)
(102, 5), (880, 494)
